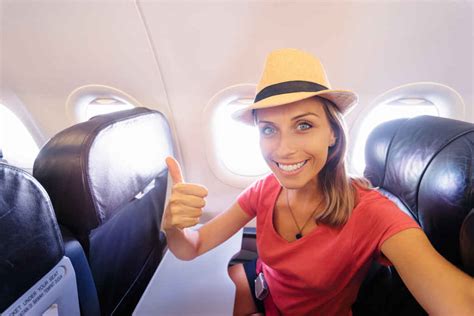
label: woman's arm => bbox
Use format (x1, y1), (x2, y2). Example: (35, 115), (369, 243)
(381, 228), (474, 315)
(162, 157), (253, 260)
(164, 202), (253, 260)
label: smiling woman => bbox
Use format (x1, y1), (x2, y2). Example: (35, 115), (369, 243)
(255, 99), (335, 186)
(254, 96), (359, 227)
(162, 48), (474, 316)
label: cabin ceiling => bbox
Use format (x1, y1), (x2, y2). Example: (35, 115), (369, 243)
(1, 1), (472, 135)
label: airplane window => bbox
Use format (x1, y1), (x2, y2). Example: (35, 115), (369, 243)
(0, 103), (39, 171)
(205, 84), (270, 188)
(349, 82), (464, 176)
(83, 97), (134, 121)
(213, 98), (269, 176)
(351, 99), (439, 175)
(66, 85), (143, 123)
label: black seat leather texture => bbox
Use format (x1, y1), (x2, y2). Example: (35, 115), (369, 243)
(353, 115), (474, 315)
(33, 107), (173, 315)
(0, 162), (63, 311)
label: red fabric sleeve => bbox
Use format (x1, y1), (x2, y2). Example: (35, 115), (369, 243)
(376, 223), (421, 266)
(237, 180), (260, 218)
(353, 191), (421, 266)
(374, 199), (421, 266)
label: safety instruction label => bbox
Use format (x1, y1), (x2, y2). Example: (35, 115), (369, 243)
(5, 266), (66, 316)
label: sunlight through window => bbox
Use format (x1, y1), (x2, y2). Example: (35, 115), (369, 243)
(351, 100), (439, 175)
(213, 99), (269, 177)
(0, 104), (39, 170)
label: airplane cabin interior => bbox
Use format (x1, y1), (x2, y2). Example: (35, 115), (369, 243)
(0, 1), (473, 316)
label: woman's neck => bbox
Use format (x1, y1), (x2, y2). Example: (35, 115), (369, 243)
(286, 178), (323, 209)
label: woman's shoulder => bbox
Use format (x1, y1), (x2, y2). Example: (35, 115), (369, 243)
(238, 173), (280, 202)
(352, 182), (395, 211)
(237, 173), (280, 216)
(355, 185), (381, 202)
(247, 173), (280, 192)
(352, 183), (408, 222)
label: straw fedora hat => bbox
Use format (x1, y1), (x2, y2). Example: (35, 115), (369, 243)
(232, 48), (358, 125)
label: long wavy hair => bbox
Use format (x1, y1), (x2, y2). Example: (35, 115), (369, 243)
(315, 97), (371, 227)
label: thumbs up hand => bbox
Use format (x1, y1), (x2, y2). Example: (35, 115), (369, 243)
(163, 156), (208, 231)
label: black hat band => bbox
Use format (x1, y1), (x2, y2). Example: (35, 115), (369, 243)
(254, 80), (329, 103)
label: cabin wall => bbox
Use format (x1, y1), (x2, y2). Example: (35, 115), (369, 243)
(1, 0), (472, 219)
(138, 1), (474, 217)
(1, 1), (173, 139)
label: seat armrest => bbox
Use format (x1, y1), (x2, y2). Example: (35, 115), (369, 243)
(61, 226), (100, 316)
(242, 227), (257, 254)
(243, 227), (256, 237)
(229, 227), (258, 265)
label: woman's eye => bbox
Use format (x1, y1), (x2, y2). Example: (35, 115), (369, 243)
(297, 122), (312, 131)
(260, 126), (275, 135)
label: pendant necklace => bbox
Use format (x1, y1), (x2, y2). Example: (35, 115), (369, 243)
(286, 189), (323, 240)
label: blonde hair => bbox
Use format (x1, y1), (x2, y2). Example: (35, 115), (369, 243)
(315, 97), (371, 227)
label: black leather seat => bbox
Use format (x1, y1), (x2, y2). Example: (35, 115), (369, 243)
(353, 115), (474, 315)
(0, 162), (80, 315)
(33, 107), (174, 315)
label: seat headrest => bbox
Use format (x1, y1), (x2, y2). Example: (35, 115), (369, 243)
(33, 107), (174, 237)
(364, 115), (474, 266)
(0, 163), (63, 311)
(363, 118), (409, 188)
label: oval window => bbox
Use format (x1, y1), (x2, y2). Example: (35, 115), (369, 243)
(349, 82), (464, 175)
(0, 104), (39, 171)
(204, 84), (270, 188)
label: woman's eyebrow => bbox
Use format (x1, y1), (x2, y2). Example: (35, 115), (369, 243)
(291, 112), (320, 121)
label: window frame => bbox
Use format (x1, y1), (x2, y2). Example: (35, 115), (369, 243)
(203, 84), (270, 189)
(347, 82), (466, 175)
(66, 84), (143, 123)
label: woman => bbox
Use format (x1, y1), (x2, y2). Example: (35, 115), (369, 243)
(162, 48), (474, 315)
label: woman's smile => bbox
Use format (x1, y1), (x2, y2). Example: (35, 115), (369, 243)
(275, 159), (309, 174)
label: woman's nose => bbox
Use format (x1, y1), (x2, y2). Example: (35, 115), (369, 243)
(275, 133), (297, 157)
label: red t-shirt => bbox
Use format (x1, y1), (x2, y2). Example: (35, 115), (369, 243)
(237, 174), (420, 316)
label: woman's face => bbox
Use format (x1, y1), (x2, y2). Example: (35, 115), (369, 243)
(256, 97), (335, 191)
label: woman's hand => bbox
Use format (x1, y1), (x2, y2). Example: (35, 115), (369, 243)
(162, 157), (252, 260)
(163, 156), (208, 231)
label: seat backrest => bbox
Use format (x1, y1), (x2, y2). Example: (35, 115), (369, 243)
(0, 148), (7, 163)
(33, 107), (173, 315)
(0, 163), (79, 315)
(353, 115), (474, 315)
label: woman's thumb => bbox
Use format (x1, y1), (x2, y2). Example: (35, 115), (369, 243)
(165, 156), (184, 184)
